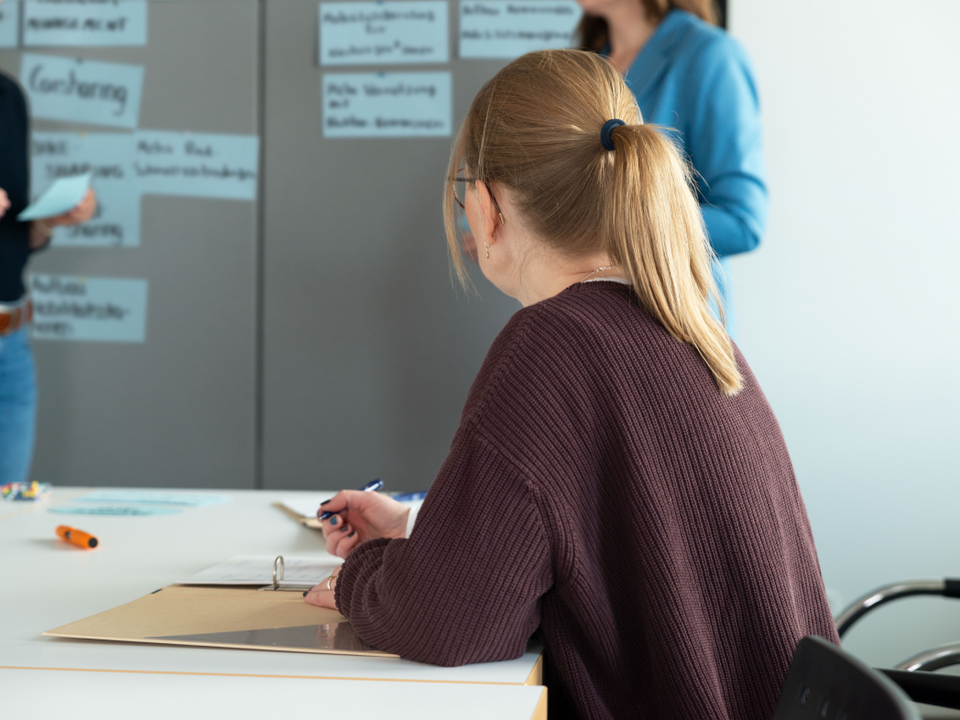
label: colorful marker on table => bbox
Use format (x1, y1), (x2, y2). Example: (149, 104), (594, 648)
(56, 525), (99, 549)
(317, 479), (383, 522)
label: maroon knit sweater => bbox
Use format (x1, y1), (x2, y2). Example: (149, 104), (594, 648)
(336, 281), (839, 720)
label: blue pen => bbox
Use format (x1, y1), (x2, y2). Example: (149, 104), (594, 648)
(391, 491), (427, 503)
(317, 479), (383, 521)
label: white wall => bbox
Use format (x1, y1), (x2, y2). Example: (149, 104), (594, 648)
(728, 1), (960, 668)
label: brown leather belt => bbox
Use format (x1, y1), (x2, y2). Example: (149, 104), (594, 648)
(0, 300), (32, 336)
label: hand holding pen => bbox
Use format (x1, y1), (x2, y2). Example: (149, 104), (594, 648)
(316, 479), (411, 559)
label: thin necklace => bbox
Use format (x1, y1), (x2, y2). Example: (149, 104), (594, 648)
(580, 266), (616, 283)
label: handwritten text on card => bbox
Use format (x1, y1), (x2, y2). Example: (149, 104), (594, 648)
(20, 53), (144, 128)
(31, 274), (148, 343)
(319, 1), (448, 65)
(23, 0), (148, 48)
(323, 72), (451, 138)
(459, 1), (580, 59)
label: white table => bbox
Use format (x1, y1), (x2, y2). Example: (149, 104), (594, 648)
(0, 488), (546, 719)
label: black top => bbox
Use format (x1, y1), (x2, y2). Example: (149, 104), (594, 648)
(0, 72), (33, 303)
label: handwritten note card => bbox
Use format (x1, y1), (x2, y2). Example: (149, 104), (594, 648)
(30, 274), (148, 343)
(0, 1), (20, 48)
(24, 0), (148, 47)
(32, 132), (140, 246)
(459, 0), (580, 59)
(319, 1), (448, 66)
(20, 53), (144, 128)
(134, 131), (259, 200)
(323, 71), (451, 138)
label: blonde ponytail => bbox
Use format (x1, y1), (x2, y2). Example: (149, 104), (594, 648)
(445, 49), (743, 396)
(603, 123), (743, 395)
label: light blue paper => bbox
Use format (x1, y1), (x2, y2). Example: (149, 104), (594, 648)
(323, 71), (451, 138)
(459, 0), (580, 59)
(24, 0), (148, 47)
(17, 172), (92, 221)
(20, 53), (144, 129)
(0, 1), (20, 48)
(134, 131), (260, 201)
(319, 1), (448, 66)
(30, 274), (148, 343)
(50, 505), (182, 516)
(32, 132), (140, 247)
(79, 490), (232, 507)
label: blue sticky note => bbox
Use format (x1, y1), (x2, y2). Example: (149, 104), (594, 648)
(319, 2), (449, 66)
(50, 505), (182, 517)
(17, 173), (92, 221)
(32, 132), (140, 247)
(0, 1), (19, 48)
(459, 1), (581, 59)
(20, 53), (144, 129)
(323, 71), (451, 138)
(23, 1), (148, 48)
(30, 274), (148, 344)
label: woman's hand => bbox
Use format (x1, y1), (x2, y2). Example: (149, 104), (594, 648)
(303, 566), (340, 609)
(0, 188), (9, 219)
(319, 490), (409, 559)
(47, 188), (97, 226)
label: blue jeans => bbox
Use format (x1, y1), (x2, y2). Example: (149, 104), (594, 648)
(0, 327), (37, 485)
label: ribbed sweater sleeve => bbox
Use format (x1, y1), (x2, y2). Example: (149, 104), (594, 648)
(335, 423), (553, 666)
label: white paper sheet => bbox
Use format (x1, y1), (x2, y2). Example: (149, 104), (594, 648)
(29, 274), (148, 343)
(322, 71), (451, 138)
(20, 53), (144, 128)
(319, 1), (448, 66)
(178, 555), (343, 588)
(17, 172), (91, 221)
(459, 0), (580, 59)
(0, 1), (20, 48)
(133, 130), (259, 200)
(23, 0), (148, 47)
(32, 132), (140, 246)
(279, 494), (425, 521)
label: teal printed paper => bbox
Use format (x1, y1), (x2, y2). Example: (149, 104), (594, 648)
(32, 132), (140, 247)
(0, 1), (19, 48)
(24, 0), (148, 47)
(80, 490), (232, 507)
(323, 71), (451, 138)
(30, 274), (148, 343)
(20, 53), (144, 129)
(134, 131), (260, 201)
(50, 505), (182, 516)
(17, 173), (92, 221)
(459, 0), (580, 59)
(320, 1), (449, 65)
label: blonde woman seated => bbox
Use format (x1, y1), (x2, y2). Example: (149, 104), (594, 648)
(305, 49), (838, 720)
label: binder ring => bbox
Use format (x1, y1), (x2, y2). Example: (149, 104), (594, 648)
(273, 555), (285, 590)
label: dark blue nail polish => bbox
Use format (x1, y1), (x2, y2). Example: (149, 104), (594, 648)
(302, 591), (308, 596)
(330, 516), (338, 526)
(348, 532), (355, 538)
(319, 499), (330, 506)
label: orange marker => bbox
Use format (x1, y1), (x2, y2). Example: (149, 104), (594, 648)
(56, 525), (99, 549)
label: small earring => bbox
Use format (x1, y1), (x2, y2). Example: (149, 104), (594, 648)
(483, 241), (491, 260)
(498, 212), (505, 226)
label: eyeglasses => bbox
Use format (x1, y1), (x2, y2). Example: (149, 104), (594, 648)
(452, 175), (505, 225)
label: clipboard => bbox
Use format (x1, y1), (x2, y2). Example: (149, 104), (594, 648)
(43, 556), (397, 658)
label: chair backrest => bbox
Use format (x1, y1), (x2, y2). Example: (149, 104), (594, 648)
(772, 636), (921, 720)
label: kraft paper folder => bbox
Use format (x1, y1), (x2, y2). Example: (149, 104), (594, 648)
(43, 583), (398, 657)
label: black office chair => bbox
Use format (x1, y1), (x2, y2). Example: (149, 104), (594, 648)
(772, 635), (921, 720)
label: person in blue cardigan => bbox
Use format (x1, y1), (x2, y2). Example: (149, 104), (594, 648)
(578, 0), (767, 325)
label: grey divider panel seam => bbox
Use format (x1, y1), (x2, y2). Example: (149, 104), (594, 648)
(260, 0), (520, 491)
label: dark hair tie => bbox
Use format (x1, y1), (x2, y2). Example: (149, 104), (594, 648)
(600, 119), (625, 151)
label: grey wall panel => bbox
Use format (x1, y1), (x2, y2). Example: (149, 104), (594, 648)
(262, 0), (519, 491)
(0, 0), (260, 488)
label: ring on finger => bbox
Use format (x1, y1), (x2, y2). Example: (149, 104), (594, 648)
(326, 576), (334, 591)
